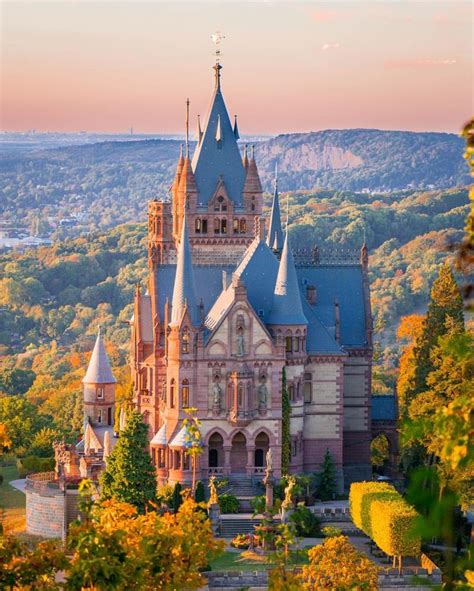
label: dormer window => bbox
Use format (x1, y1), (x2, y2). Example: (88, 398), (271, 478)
(214, 196), (227, 212)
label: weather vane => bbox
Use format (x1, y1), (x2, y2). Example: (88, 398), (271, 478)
(211, 31), (225, 64)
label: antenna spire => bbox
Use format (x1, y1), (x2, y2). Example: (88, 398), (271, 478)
(274, 162), (278, 190)
(211, 31), (225, 89)
(185, 98), (190, 156)
(286, 194), (289, 229)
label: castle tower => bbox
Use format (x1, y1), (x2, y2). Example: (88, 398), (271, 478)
(82, 329), (116, 427)
(148, 199), (173, 268)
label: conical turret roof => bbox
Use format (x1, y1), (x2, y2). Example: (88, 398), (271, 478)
(171, 145), (185, 193)
(191, 63), (246, 207)
(170, 214), (199, 326)
(268, 231), (307, 325)
(82, 329), (116, 384)
(178, 154), (197, 193)
(266, 176), (284, 251)
(244, 148), (263, 193)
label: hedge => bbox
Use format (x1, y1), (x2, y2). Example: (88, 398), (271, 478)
(17, 456), (55, 478)
(349, 481), (398, 537)
(349, 481), (420, 561)
(371, 498), (421, 558)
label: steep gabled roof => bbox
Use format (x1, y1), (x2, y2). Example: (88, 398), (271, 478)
(170, 214), (199, 326)
(191, 64), (246, 208)
(82, 329), (116, 384)
(268, 231), (307, 325)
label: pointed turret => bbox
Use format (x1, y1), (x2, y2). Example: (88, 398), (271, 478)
(268, 231), (307, 325)
(83, 328), (116, 385)
(170, 214), (199, 326)
(233, 115), (240, 140)
(243, 145), (263, 193)
(242, 144), (249, 169)
(191, 62), (246, 207)
(197, 115), (203, 144)
(172, 145), (184, 193)
(266, 167), (284, 251)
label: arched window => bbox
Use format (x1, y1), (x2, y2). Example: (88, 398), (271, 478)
(237, 383), (244, 408)
(195, 218), (201, 234)
(254, 448), (264, 467)
(251, 196), (256, 212)
(214, 196), (227, 212)
(214, 218), (220, 234)
(240, 219), (246, 233)
(201, 219), (208, 233)
(288, 384), (295, 402)
(233, 219), (239, 234)
(181, 328), (190, 354)
(285, 336), (293, 353)
(182, 379), (190, 408)
(155, 218), (161, 235)
(170, 379), (175, 408)
(220, 219), (227, 234)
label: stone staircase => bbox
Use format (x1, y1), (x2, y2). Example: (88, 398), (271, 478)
(219, 517), (262, 538)
(225, 475), (263, 512)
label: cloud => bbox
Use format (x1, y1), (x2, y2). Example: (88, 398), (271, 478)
(312, 9), (337, 23)
(321, 43), (341, 51)
(385, 58), (457, 69)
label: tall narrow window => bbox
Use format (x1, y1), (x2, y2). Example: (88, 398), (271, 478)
(182, 379), (190, 408)
(285, 336), (293, 353)
(293, 337), (300, 352)
(221, 219), (227, 234)
(214, 218), (220, 234)
(97, 387), (104, 400)
(195, 218), (201, 234)
(202, 219), (208, 233)
(170, 379), (175, 408)
(98, 409), (102, 424)
(304, 373), (312, 403)
(288, 384), (295, 402)
(181, 328), (190, 354)
(233, 219), (239, 233)
(237, 384), (244, 408)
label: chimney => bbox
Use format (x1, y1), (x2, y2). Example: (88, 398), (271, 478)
(306, 285), (316, 306)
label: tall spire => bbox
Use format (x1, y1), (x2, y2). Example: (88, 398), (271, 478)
(233, 115), (240, 140)
(82, 328), (116, 384)
(185, 98), (190, 156)
(266, 164), (284, 251)
(243, 144), (263, 193)
(191, 61), (246, 207)
(268, 230), (307, 325)
(170, 213), (199, 326)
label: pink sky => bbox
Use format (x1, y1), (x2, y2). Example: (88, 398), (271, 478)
(1, 1), (472, 134)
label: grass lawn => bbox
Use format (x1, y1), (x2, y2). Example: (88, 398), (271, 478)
(0, 464), (26, 533)
(209, 549), (309, 572)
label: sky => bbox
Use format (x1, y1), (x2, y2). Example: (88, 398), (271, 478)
(1, 1), (472, 134)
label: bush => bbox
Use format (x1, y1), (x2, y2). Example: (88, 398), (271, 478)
(172, 482), (183, 512)
(157, 484), (174, 507)
(194, 481), (206, 503)
(321, 526), (342, 538)
(371, 498), (421, 558)
(17, 455), (54, 478)
(218, 493), (239, 514)
(289, 503), (321, 537)
(230, 533), (251, 549)
(250, 495), (266, 516)
(349, 481), (398, 537)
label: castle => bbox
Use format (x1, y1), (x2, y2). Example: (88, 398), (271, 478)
(129, 60), (374, 490)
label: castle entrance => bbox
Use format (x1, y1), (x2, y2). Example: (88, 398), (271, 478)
(230, 432), (247, 474)
(254, 432), (269, 468)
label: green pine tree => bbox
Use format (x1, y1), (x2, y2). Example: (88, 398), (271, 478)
(172, 482), (183, 512)
(317, 449), (336, 501)
(100, 410), (157, 512)
(194, 480), (206, 503)
(281, 367), (291, 476)
(410, 264), (464, 402)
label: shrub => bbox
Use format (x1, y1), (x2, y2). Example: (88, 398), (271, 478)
(288, 503), (321, 537)
(172, 482), (183, 512)
(371, 498), (421, 558)
(218, 493), (239, 514)
(321, 526), (342, 538)
(316, 450), (337, 501)
(157, 484), (174, 507)
(17, 455), (54, 478)
(349, 481), (398, 537)
(194, 480), (206, 503)
(230, 533), (251, 549)
(250, 495), (266, 516)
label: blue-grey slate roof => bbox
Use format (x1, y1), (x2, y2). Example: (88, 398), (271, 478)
(191, 71), (246, 208)
(371, 395), (397, 421)
(266, 184), (284, 251)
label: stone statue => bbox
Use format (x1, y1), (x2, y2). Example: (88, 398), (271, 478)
(212, 381), (222, 407)
(282, 476), (296, 510)
(236, 329), (245, 356)
(257, 381), (268, 405)
(208, 476), (219, 506)
(266, 448), (273, 473)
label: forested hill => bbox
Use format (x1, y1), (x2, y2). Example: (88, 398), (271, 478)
(1, 129), (469, 231)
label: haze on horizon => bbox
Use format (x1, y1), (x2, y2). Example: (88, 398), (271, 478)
(1, 1), (472, 135)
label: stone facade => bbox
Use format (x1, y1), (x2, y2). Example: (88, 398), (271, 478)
(131, 61), (374, 490)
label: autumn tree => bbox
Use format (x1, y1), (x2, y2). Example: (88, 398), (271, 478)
(100, 410), (157, 512)
(396, 314), (425, 418)
(301, 535), (378, 590)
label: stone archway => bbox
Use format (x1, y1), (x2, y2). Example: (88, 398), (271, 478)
(208, 432), (224, 468)
(254, 432), (270, 468)
(230, 432), (247, 474)
(371, 433), (392, 475)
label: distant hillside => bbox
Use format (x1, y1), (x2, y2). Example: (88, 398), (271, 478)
(0, 130), (469, 232)
(256, 129), (469, 192)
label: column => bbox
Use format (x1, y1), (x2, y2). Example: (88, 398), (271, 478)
(246, 446), (255, 476)
(223, 445), (231, 476)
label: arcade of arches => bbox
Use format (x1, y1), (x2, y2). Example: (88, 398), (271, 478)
(208, 431), (270, 475)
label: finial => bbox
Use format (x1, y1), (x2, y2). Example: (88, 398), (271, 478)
(185, 98), (190, 156)
(211, 30), (225, 65)
(251, 144), (255, 160)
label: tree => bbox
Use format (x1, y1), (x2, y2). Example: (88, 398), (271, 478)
(100, 410), (157, 512)
(0, 396), (45, 452)
(0, 424), (12, 456)
(182, 408), (203, 494)
(0, 368), (36, 396)
(396, 314), (425, 418)
(410, 264), (464, 402)
(281, 367), (291, 475)
(371, 434), (390, 469)
(300, 535), (378, 590)
(316, 450), (336, 501)
(171, 482), (182, 512)
(194, 480), (206, 503)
